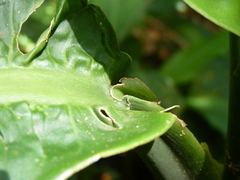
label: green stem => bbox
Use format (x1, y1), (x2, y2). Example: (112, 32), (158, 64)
(225, 33), (240, 179)
(135, 119), (223, 180)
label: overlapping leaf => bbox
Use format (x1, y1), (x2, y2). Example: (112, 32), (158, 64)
(90, 0), (150, 42)
(0, 0), (176, 179)
(183, 0), (240, 35)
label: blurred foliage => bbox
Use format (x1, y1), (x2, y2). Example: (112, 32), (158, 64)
(19, 0), (228, 179)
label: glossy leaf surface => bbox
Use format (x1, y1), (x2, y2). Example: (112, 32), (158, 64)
(0, 0), (175, 179)
(183, 0), (240, 35)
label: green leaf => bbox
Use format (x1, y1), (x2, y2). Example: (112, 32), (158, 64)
(187, 56), (228, 136)
(54, 0), (87, 27)
(0, 0), (44, 62)
(183, 0), (240, 36)
(186, 96), (228, 137)
(0, 1), (176, 179)
(50, 3), (131, 83)
(111, 78), (157, 101)
(0, 102), (175, 180)
(90, 0), (150, 42)
(136, 121), (224, 180)
(160, 31), (228, 84)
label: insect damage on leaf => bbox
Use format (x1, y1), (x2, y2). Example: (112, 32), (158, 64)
(97, 107), (122, 129)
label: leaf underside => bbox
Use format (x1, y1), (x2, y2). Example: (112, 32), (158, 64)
(0, 0), (175, 179)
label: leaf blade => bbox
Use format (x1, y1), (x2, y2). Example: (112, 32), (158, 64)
(0, 102), (175, 180)
(0, 0), (44, 59)
(183, 0), (240, 35)
(0, 1), (176, 180)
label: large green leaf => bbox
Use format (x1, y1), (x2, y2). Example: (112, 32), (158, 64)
(183, 0), (240, 36)
(0, 0), (176, 179)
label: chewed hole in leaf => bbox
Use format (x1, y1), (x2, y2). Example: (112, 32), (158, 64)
(18, 0), (54, 53)
(100, 108), (110, 118)
(97, 107), (122, 129)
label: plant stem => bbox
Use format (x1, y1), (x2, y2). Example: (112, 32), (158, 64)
(135, 119), (223, 180)
(225, 33), (240, 179)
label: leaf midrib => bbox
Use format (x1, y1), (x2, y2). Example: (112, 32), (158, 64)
(0, 68), (112, 105)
